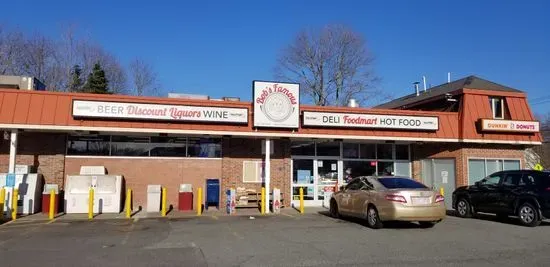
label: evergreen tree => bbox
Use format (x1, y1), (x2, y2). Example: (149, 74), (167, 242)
(69, 65), (83, 92)
(84, 63), (110, 94)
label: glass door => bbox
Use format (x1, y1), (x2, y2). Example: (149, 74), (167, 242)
(292, 159), (315, 203)
(292, 158), (342, 206)
(316, 159), (339, 202)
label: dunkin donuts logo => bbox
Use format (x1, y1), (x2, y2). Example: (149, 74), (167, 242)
(255, 83), (298, 122)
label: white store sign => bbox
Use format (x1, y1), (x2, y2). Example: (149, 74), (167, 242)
(481, 119), (539, 133)
(302, 111), (439, 130)
(72, 100), (248, 124)
(253, 81), (300, 128)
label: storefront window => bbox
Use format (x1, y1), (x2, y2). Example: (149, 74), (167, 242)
(67, 134), (222, 158)
(377, 144), (393, 159)
(150, 137), (187, 157)
(503, 160), (520, 170)
(395, 145), (409, 160)
(343, 143), (359, 158)
(359, 144), (376, 159)
(343, 161), (376, 183)
(468, 158), (520, 184)
(486, 159), (502, 176)
(316, 141), (340, 157)
(293, 159), (314, 184)
(293, 186), (314, 200)
(67, 135), (110, 156)
(468, 159), (486, 184)
(377, 161), (394, 176)
(291, 141), (315, 156)
(317, 160), (338, 184)
(395, 162), (411, 177)
(187, 138), (221, 158)
(111, 136), (151, 156)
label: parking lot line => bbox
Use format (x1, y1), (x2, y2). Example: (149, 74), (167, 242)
(280, 213), (295, 218)
(210, 215), (219, 220)
(45, 218), (57, 224)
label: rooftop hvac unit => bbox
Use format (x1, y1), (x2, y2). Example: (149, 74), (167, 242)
(222, 97), (241, 101)
(167, 93), (210, 100)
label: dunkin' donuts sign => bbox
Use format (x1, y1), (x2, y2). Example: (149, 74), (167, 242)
(480, 119), (539, 133)
(253, 81), (300, 128)
(303, 111), (439, 130)
(72, 100), (248, 124)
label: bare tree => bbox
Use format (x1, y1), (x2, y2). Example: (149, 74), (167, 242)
(129, 58), (160, 96)
(275, 24), (380, 106)
(0, 26), (26, 75)
(1, 25), (132, 94)
(76, 40), (127, 94)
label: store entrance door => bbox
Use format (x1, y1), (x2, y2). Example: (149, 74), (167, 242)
(292, 158), (341, 207)
(422, 159), (456, 209)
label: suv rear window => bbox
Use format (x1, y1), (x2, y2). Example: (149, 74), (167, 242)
(377, 178), (427, 189)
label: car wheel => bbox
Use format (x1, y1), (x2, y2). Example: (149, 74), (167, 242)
(456, 199), (472, 218)
(517, 202), (541, 227)
(366, 206), (383, 229)
(418, 221), (437, 228)
(329, 199), (340, 219)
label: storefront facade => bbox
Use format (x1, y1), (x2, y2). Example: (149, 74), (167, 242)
(0, 77), (542, 211)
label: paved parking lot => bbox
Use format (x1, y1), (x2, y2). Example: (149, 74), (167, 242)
(0, 211), (549, 267)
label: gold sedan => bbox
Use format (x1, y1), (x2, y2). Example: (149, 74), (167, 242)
(330, 176), (446, 229)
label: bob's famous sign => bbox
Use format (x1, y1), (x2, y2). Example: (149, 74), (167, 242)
(253, 81), (300, 128)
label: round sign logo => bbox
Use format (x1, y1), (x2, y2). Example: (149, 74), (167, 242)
(262, 92), (293, 122)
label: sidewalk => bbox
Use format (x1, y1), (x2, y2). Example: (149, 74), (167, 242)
(1, 206), (328, 225)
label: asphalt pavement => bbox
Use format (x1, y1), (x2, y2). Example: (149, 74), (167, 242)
(0, 211), (549, 267)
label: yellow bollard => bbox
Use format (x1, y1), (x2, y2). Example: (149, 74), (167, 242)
(0, 187), (5, 220)
(261, 187), (266, 215)
(88, 188), (94, 220)
(49, 189), (55, 220)
(439, 187), (445, 197)
(299, 187), (304, 214)
(12, 188), (19, 220)
(197, 187), (202, 216)
(161, 187), (167, 217)
(125, 189), (132, 219)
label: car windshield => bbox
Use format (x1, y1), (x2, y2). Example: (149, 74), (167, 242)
(377, 177), (428, 189)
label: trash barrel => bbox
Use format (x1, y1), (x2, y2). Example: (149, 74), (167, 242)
(41, 184), (59, 215)
(147, 185), (162, 212)
(178, 184), (193, 211)
(205, 179), (220, 210)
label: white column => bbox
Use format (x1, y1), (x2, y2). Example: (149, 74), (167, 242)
(264, 139), (271, 214)
(8, 130), (18, 173)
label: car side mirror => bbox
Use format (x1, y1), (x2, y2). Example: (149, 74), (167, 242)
(475, 181), (481, 186)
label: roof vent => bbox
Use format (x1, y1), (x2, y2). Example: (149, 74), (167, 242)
(167, 93), (209, 100)
(414, 82), (420, 96)
(347, 99), (359, 108)
(222, 97), (241, 101)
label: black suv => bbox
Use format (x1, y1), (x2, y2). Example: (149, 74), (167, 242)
(452, 170), (550, 227)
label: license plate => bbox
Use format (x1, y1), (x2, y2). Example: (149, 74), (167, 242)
(411, 197), (431, 205)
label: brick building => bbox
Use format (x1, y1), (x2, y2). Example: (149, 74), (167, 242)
(0, 76), (542, 212)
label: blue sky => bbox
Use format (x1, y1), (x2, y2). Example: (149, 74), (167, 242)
(2, 0), (549, 113)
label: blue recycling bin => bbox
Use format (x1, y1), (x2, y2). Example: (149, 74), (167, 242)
(206, 179), (220, 210)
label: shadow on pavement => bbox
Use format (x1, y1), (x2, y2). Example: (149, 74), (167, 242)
(446, 209), (550, 227)
(317, 211), (437, 229)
